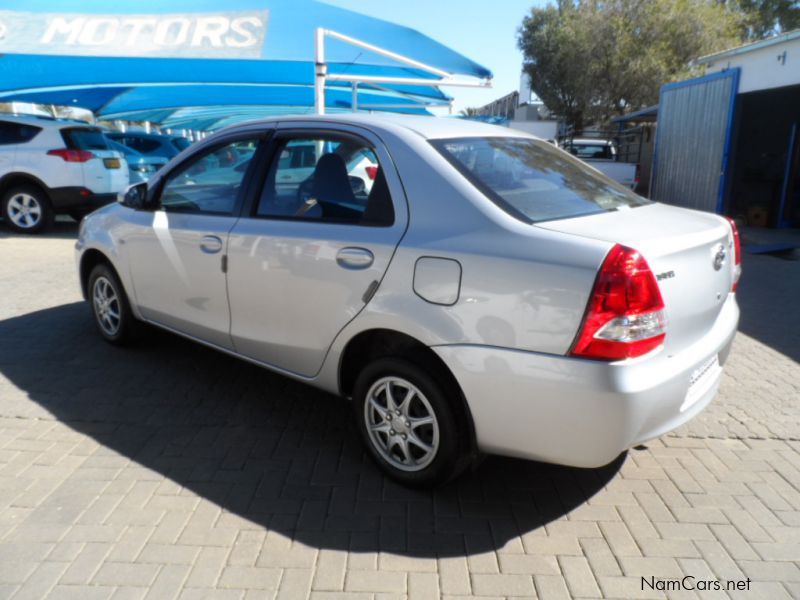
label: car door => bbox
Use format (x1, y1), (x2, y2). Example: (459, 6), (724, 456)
(226, 124), (408, 377)
(125, 133), (266, 349)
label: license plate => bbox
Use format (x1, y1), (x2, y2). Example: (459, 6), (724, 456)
(680, 354), (721, 412)
(104, 158), (121, 169)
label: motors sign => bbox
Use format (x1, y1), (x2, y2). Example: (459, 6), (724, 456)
(0, 11), (269, 59)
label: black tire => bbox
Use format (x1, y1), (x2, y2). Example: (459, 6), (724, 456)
(87, 263), (139, 345)
(353, 357), (469, 487)
(1, 185), (54, 234)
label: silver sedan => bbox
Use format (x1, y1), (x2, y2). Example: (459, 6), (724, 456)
(75, 115), (740, 487)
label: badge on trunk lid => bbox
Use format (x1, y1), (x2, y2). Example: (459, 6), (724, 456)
(712, 244), (726, 271)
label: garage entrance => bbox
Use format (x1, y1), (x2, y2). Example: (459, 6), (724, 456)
(728, 83), (800, 228)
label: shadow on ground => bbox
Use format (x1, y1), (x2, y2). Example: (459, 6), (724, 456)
(0, 302), (622, 557)
(736, 252), (800, 363)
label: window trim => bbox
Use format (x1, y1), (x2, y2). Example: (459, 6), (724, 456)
(245, 128), (394, 228)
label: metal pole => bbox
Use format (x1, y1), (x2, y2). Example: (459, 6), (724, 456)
(325, 29), (451, 78)
(315, 28), (326, 115)
(326, 73), (491, 87)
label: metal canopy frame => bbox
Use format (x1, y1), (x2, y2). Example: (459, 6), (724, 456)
(314, 28), (491, 115)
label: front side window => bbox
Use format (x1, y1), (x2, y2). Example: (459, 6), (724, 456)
(433, 136), (648, 223)
(256, 135), (392, 226)
(159, 138), (259, 215)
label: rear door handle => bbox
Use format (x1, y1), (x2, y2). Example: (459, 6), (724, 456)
(200, 235), (223, 254)
(336, 247), (374, 270)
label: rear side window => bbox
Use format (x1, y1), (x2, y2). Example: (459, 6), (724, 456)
(0, 121), (42, 145)
(61, 128), (109, 151)
(433, 136), (648, 223)
(256, 135), (393, 226)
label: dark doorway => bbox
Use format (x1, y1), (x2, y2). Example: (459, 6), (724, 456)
(727, 83), (800, 227)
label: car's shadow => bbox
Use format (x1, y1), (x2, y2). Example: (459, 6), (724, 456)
(0, 302), (623, 557)
(736, 253), (800, 363)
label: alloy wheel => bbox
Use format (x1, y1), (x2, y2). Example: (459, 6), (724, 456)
(363, 376), (440, 472)
(7, 193), (42, 229)
(93, 276), (122, 337)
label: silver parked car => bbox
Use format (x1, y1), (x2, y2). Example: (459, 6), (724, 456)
(75, 115), (740, 487)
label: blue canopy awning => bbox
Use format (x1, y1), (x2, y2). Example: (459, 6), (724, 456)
(0, 1), (491, 127)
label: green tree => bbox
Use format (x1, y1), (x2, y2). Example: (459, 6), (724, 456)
(518, 0), (744, 130)
(731, 0), (800, 39)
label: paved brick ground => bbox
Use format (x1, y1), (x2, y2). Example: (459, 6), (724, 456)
(0, 220), (798, 599)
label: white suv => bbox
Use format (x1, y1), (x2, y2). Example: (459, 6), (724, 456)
(0, 115), (129, 233)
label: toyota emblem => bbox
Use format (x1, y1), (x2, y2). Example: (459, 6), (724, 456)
(712, 245), (727, 271)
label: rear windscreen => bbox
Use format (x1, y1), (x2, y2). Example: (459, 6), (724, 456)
(432, 136), (648, 223)
(62, 128), (110, 151)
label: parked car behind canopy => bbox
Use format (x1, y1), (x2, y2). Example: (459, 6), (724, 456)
(106, 139), (163, 184)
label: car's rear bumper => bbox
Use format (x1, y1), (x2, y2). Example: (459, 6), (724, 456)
(50, 187), (117, 212)
(433, 294), (739, 468)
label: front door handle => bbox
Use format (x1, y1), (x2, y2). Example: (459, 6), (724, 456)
(336, 247), (374, 270)
(200, 235), (223, 254)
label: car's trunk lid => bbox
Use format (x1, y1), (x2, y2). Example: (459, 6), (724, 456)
(537, 203), (735, 356)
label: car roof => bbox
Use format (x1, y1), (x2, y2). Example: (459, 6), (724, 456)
(0, 113), (96, 129)
(225, 113), (534, 141)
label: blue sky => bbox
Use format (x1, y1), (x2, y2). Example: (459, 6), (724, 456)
(323, 0), (544, 112)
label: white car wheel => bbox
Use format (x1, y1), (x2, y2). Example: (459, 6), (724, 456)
(2, 186), (53, 234)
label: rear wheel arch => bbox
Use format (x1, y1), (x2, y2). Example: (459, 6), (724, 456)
(339, 328), (478, 455)
(0, 173), (52, 204)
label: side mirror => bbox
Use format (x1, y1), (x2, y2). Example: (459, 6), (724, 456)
(118, 182), (149, 210)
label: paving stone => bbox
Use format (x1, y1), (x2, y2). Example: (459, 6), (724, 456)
(0, 233), (799, 599)
(471, 573), (536, 597)
(408, 572), (439, 600)
(558, 556), (601, 598)
(218, 566), (282, 590)
(344, 570), (406, 593)
(92, 562), (161, 587)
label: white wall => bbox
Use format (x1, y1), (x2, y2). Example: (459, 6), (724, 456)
(508, 119), (558, 140)
(703, 38), (800, 93)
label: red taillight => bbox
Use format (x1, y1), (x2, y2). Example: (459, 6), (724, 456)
(570, 244), (667, 361)
(47, 149), (95, 163)
(724, 217), (741, 292)
(365, 165), (378, 180)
